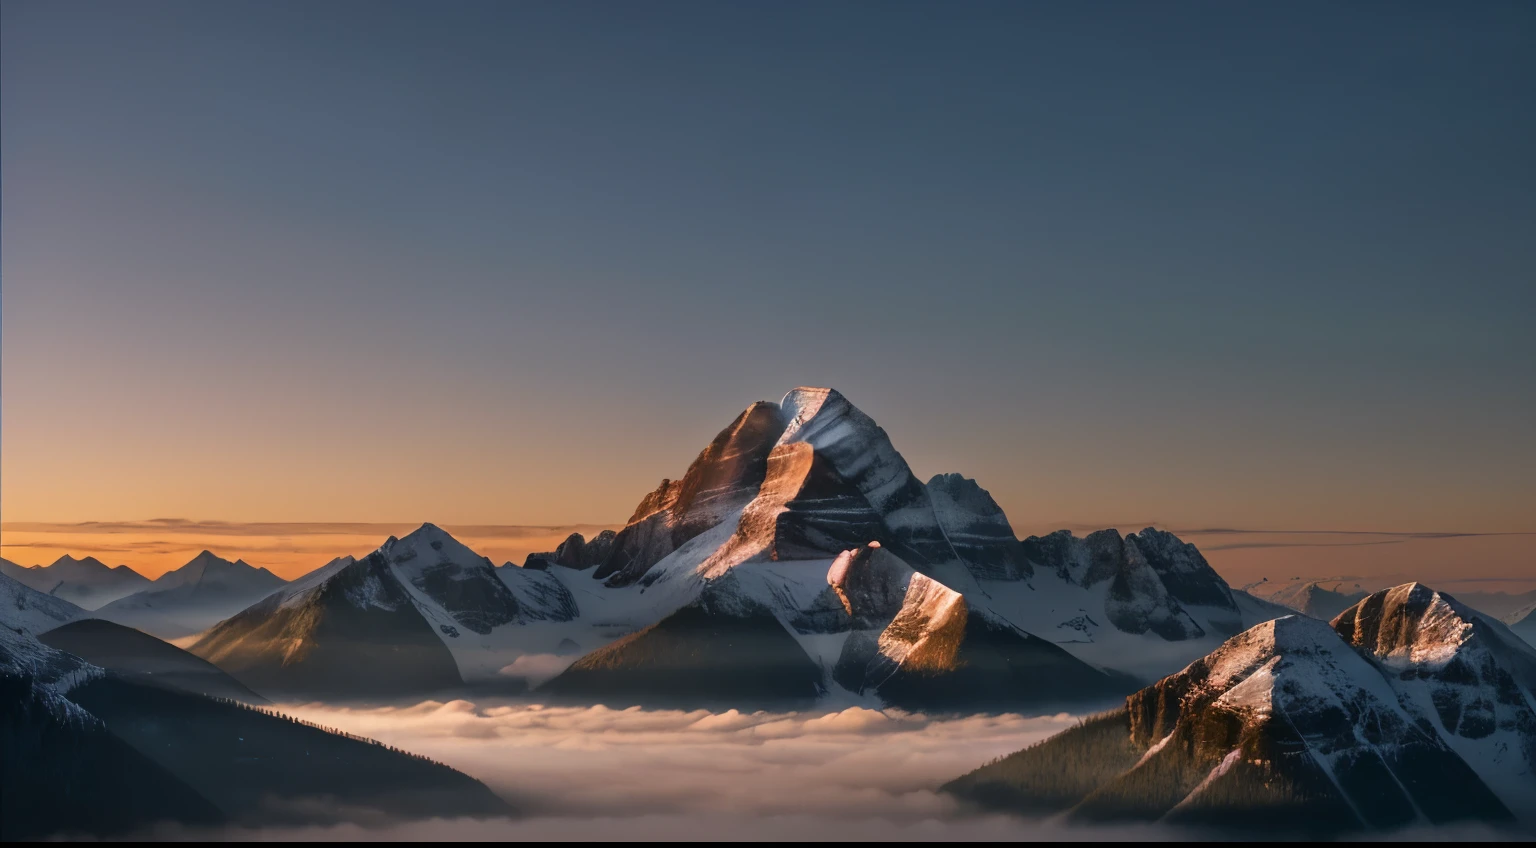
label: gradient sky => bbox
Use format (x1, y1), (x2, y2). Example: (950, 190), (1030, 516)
(4, 2), (1534, 571)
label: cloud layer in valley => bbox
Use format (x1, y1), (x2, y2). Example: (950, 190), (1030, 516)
(274, 701), (1072, 821)
(128, 699), (1531, 842)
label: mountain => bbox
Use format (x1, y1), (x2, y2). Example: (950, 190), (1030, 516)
(0, 625), (224, 840)
(524, 530), (617, 569)
(1244, 578), (1368, 620)
(1332, 583), (1536, 817)
(190, 529), (578, 697)
(1, 599), (511, 838)
(0, 572), (86, 635)
(190, 388), (1285, 707)
(543, 542), (1125, 710)
(39, 619), (266, 704)
(944, 583), (1536, 835)
(96, 551), (287, 639)
(0, 555), (151, 610)
(1506, 603), (1536, 648)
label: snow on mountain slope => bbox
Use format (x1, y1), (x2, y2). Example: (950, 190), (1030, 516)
(190, 386), (1279, 705)
(1332, 583), (1536, 820)
(1247, 579), (1369, 620)
(567, 388), (1275, 685)
(0, 555), (151, 610)
(775, 389), (955, 568)
(972, 526), (1281, 681)
(268, 555), (356, 608)
(926, 473), (1029, 581)
(542, 539), (1121, 709)
(523, 530), (617, 570)
(0, 572), (86, 637)
(595, 400), (788, 586)
(189, 550), (464, 696)
(948, 610), (1518, 833)
(96, 552), (287, 639)
(1120, 614), (1510, 828)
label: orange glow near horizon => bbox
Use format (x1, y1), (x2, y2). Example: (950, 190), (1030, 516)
(0, 521), (619, 580)
(3, 519), (1533, 594)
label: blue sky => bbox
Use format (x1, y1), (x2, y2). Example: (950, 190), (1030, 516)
(3, 1), (1533, 537)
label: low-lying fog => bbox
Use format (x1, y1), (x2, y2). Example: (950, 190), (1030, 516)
(142, 699), (1524, 842)
(282, 701), (1073, 821)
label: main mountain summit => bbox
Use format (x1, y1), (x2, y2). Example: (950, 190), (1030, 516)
(192, 387), (1285, 707)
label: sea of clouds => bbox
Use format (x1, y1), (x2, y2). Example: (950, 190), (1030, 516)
(136, 700), (1525, 842)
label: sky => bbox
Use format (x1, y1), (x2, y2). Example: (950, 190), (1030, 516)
(3, 2), (1534, 581)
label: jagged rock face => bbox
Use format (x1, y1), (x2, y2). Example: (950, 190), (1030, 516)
(775, 389), (956, 570)
(0, 573), (84, 636)
(382, 527), (522, 635)
(187, 387), (1275, 704)
(539, 540), (1122, 711)
(821, 543), (1121, 710)
(596, 401), (789, 585)
(593, 388), (1031, 589)
(927, 473), (1030, 581)
(497, 567), (579, 622)
(725, 443), (893, 565)
(1332, 584), (1536, 814)
(1020, 529), (1092, 583)
(827, 544), (909, 628)
(1247, 579), (1368, 621)
(190, 525), (586, 695)
(1089, 531), (1205, 641)
(1131, 529), (1238, 615)
(525, 530), (620, 570)
(948, 614), (1513, 833)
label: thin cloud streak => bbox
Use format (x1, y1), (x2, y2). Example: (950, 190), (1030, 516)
(1, 520), (617, 538)
(1205, 540), (1406, 551)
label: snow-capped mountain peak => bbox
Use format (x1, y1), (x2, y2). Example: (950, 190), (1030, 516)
(0, 572), (86, 636)
(1332, 583), (1536, 819)
(152, 550), (277, 590)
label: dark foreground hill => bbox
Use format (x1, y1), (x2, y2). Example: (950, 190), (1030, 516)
(68, 676), (512, 826)
(0, 621), (512, 839)
(0, 673), (224, 841)
(40, 618), (267, 703)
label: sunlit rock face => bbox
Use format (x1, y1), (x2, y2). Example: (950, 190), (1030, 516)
(595, 401), (789, 586)
(186, 386), (1286, 707)
(948, 603), (1533, 835)
(1332, 583), (1536, 817)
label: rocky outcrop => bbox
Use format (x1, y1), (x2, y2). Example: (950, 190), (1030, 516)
(595, 401), (789, 586)
(946, 608), (1523, 834)
(1332, 584), (1536, 816)
(524, 530), (619, 570)
(927, 473), (1030, 581)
